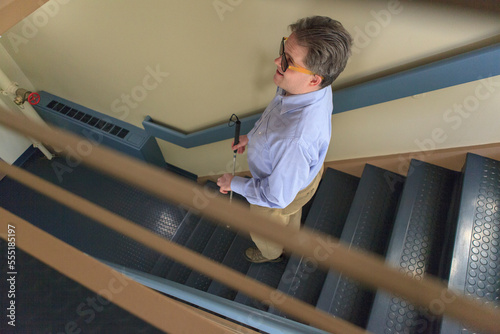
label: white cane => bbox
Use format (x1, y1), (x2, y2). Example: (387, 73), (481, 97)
(229, 115), (241, 203)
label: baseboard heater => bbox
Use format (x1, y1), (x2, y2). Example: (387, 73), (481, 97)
(32, 91), (167, 169)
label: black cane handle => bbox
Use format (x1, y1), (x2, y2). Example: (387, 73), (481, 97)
(233, 120), (241, 153)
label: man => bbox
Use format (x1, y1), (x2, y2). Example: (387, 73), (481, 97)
(217, 16), (352, 263)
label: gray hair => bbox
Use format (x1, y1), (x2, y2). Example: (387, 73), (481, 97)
(289, 16), (352, 87)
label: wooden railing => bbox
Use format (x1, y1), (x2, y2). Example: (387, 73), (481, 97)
(0, 0), (49, 35)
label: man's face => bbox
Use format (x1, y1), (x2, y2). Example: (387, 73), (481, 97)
(273, 33), (321, 95)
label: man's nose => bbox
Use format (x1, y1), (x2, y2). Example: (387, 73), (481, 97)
(274, 56), (282, 68)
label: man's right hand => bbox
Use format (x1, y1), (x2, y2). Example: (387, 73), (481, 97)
(232, 135), (248, 154)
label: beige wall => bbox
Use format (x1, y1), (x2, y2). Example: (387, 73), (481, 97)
(1, 0), (499, 175)
(330, 75), (500, 160)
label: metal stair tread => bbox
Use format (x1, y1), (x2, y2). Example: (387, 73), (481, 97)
(184, 224), (237, 291)
(0, 153), (178, 274)
(233, 257), (290, 311)
(316, 164), (405, 328)
(150, 211), (202, 277)
(268, 167), (360, 319)
(440, 153), (500, 334)
(366, 159), (461, 334)
(165, 218), (218, 283)
(206, 233), (255, 300)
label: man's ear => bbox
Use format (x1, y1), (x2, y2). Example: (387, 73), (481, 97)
(309, 75), (322, 88)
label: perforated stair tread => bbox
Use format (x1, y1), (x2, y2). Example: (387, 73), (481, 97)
(440, 153), (500, 334)
(366, 160), (461, 334)
(23, 153), (188, 238)
(0, 153), (186, 274)
(165, 218), (218, 283)
(268, 167), (360, 319)
(316, 164), (405, 328)
(185, 224), (237, 291)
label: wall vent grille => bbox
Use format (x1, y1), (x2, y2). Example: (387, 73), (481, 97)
(32, 91), (167, 169)
(46, 100), (130, 139)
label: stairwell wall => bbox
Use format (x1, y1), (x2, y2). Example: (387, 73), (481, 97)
(1, 1), (499, 176)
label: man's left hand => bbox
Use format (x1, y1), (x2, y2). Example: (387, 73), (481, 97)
(217, 174), (234, 194)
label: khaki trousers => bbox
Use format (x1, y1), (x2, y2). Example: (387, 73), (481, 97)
(249, 166), (324, 260)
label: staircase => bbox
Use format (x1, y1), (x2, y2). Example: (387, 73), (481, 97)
(0, 152), (499, 333)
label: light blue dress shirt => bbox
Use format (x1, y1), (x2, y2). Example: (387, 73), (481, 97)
(231, 86), (333, 209)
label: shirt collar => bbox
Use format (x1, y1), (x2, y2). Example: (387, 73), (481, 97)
(276, 87), (329, 115)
